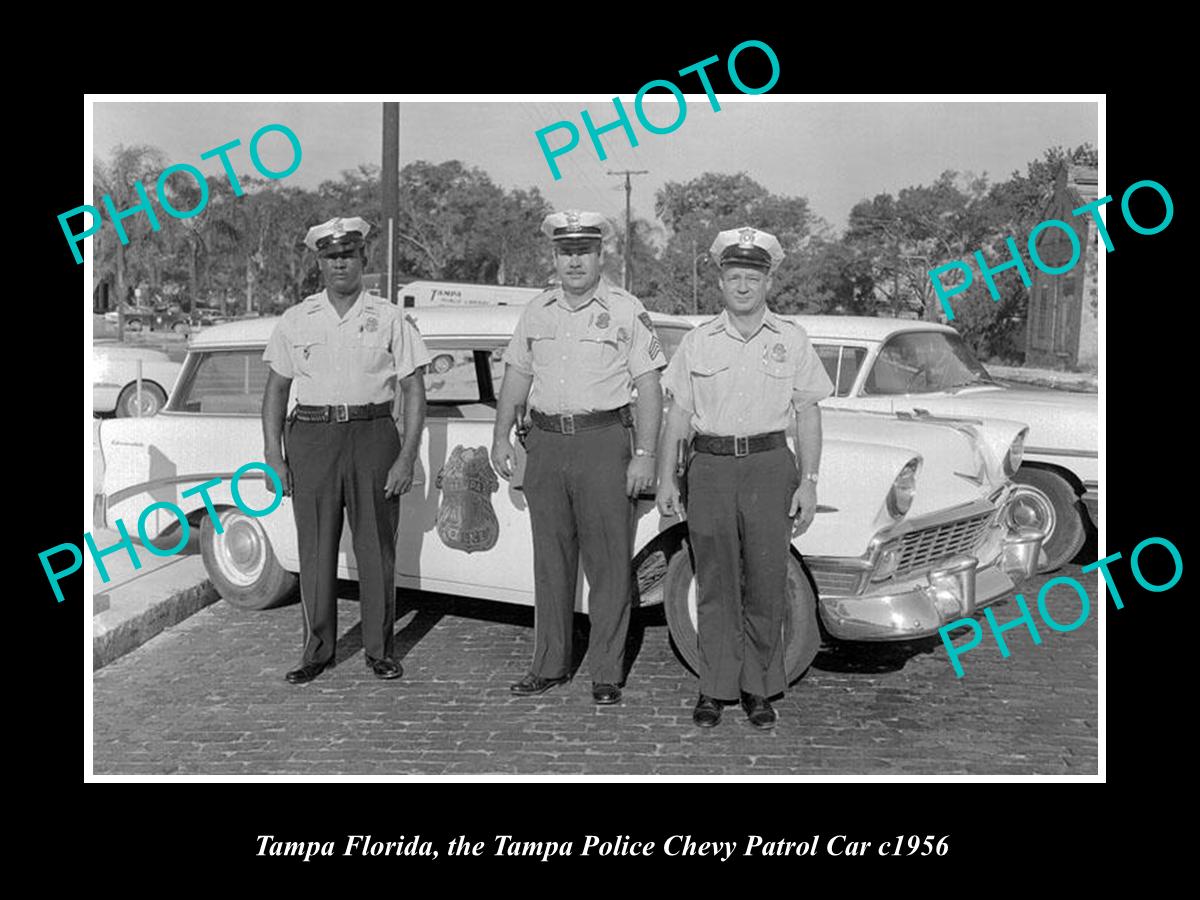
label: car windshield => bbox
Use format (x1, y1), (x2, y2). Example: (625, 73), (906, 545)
(862, 330), (994, 395)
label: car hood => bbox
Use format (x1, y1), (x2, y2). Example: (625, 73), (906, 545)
(786, 407), (1022, 560)
(888, 385), (1097, 453)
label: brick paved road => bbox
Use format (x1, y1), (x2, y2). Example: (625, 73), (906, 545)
(93, 567), (1098, 775)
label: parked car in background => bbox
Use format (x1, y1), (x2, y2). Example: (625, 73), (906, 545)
(795, 316), (1096, 572)
(149, 306), (191, 334)
(96, 308), (1049, 682)
(92, 342), (182, 417)
(103, 305), (156, 332)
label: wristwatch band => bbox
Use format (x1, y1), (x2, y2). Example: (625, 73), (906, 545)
(804, 472), (819, 483)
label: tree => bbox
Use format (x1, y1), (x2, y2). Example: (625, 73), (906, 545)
(846, 171), (996, 323)
(93, 144), (167, 310)
(653, 172), (815, 314)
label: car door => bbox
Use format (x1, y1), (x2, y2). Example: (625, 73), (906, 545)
(99, 343), (283, 551)
(394, 340), (538, 606)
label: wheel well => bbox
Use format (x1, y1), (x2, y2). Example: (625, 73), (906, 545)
(1019, 461), (1085, 497)
(120, 379), (167, 396)
(633, 522), (690, 606)
(789, 546), (836, 644)
(186, 503), (231, 530)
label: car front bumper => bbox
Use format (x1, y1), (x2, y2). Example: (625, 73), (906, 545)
(811, 485), (1050, 641)
(818, 534), (1042, 640)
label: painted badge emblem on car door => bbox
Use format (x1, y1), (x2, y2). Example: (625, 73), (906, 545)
(434, 446), (500, 552)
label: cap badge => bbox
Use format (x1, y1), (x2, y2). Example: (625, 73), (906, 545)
(595, 311), (610, 329)
(738, 227), (757, 248)
(771, 342), (787, 362)
(566, 210), (582, 231)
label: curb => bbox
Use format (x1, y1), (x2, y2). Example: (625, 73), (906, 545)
(93, 577), (221, 671)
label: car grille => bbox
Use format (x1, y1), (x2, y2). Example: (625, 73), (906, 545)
(893, 511), (993, 578)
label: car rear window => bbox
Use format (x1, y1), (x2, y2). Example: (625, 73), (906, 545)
(169, 349), (271, 414)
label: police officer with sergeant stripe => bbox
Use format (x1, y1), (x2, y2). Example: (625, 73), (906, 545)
(656, 226), (833, 729)
(492, 210), (666, 706)
(262, 216), (431, 685)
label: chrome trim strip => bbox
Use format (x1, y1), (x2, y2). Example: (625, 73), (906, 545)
(105, 471), (269, 507)
(1024, 446), (1098, 459)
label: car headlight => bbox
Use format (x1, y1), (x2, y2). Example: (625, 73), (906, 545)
(1004, 485), (1055, 539)
(1004, 429), (1027, 477)
(886, 458), (920, 519)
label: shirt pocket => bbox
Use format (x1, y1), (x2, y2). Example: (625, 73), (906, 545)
(352, 324), (393, 374)
(290, 336), (326, 377)
(760, 356), (794, 406)
(689, 360), (731, 398)
(576, 328), (622, 370)
(527, 330), (558, 368)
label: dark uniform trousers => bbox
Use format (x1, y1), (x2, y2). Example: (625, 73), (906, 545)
(286, 416), (402, 664)
(522, 419), (633, 685)
(685, 446), (800, 700)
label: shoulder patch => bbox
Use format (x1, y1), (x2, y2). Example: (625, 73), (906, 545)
(638, 311), (663, 360)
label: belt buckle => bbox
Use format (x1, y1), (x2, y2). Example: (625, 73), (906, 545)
(334, 403), (350, 423)
(560, 413), (575, 435)
(734, 435), (749, 457)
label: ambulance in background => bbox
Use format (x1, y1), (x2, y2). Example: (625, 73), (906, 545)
(398, 281), (545, 308)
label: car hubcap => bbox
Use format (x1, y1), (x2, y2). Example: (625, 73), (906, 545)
(214, 512), (266, 586)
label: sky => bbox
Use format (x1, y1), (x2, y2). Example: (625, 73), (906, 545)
(92, 98), (1098, 235)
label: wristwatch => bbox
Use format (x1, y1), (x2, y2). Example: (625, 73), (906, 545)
(803, 472), (819, 484)
(634, 448), (655, 458)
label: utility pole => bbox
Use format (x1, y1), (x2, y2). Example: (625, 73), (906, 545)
(382, 103), (400, 305)
(608, 169), (649, 291)
(691, 237), (698, 314)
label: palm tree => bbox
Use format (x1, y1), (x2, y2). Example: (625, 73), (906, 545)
(94, 144), (166, 336)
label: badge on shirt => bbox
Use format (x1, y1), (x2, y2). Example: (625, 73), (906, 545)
(771, 342), (788, 362)
(595, 311), (610, 329)
(364, 317), (379, 333)
(616, 326), (630, 344)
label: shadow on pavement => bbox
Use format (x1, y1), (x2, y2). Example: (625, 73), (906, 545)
(813, 635), (944, 674)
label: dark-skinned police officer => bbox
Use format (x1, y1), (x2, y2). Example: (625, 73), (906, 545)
(656, 227), (833, 729)
(492, 210), (665, 706)
(262, 216), (431, 685)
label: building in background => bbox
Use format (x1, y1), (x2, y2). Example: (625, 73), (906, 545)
(1024, 164), (1098, 371)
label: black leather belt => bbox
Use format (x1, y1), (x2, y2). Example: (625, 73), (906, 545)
(293, 401), (392, 423)
(693, 431), (787, 457)
(530, 406), (630, 434)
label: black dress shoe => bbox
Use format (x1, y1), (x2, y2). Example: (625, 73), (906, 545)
(510, 673), (570, 696)
(741, 693), (778, 730)
(592, 683), (622, 705)
(366, 656), (403, 680)
(693, 694), (722, 728)
(285, 659), (332, 684)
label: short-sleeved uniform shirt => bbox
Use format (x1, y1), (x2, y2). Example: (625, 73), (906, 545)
(503, 279), (667, 414)
(262, 290), (432, 405)
(662, 308), (834, 435)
